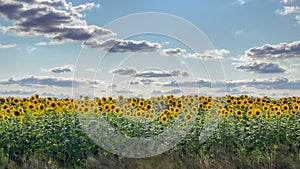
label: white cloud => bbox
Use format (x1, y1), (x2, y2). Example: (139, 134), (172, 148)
(162, 41), (170, 45)
(27, 47), (37, 52)
(281, 0), (294, 3)
(276, 6), (300, 16)
(85, 68), (98, 73)
(231, 29), (244, 36)
(184, 49), (230, 59)
(73, 2), (100, 12)
(237, 0), (247, 5)
(35, 42), (47, 46)
(0, 43), (16, 49)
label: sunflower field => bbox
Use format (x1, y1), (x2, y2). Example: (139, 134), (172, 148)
(0, 94), (299, 169)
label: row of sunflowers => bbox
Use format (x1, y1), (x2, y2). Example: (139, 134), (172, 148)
(0, 94), (299, 167)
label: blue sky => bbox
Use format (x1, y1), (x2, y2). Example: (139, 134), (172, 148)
(1, 0), (300, 98)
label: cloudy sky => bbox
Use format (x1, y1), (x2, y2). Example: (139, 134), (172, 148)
(1, 0), (300, 98)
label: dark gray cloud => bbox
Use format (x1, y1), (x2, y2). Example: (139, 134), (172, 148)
(0, 89), (36, 96)
(43, 65), (74, 73)
(135, 70), (189, 78)
(108, 84), (117, 88)
(162, 79), (209, 88)
(140, 78), (155, 85)
(226, 77), (300, 90)
(0, 75), (100, 88)
(0, 0), (114, 42)
(83, 38), (161, 53)
(235, 61), (287, 73)
(160, 48), (186, 56)
(151, 89), (182, 95)
(165, 89), (182, 95)
(161, 76), (300, 91)
(110, 68), (189, 78)
(243, 41), (300, 60)
(110, 67), (137, 75)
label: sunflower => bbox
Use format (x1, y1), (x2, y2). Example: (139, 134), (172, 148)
(182, 122), (188, 128)
(226, 99), (232, 104)
(274, 106), (280, 112)
(149, 113), (155, 119)
(248, 99), (254, 104)
(2, 103), (9, 110)
(92, 107), (99, 114)
(160, 115), (168, 124)
(223, 110), (229, 118)
(138, 100), (145, 107)
(32, 99), (39, 105)
(83, 106), (90, 113)
(103, 104), (110, 111)
(290, 110), (297, 116)
(13, 98), (20, 105)
(146, 104), (151, 110)
(17, 107), (24, 113)
(149, 108), (155, 114)
(191, 106), (198, 114)
(12, 110), (22, 118)
(262, 105), (269, 112)
(184, 113), (193, 121)
(253, 109), (262, 117)
(110, 104), (116, 111)
(228, 108), (234, 115)
(2, 115), (9, 120)
(282, 104), (289, 112)
(125, 111), (131, 117)
(48, 101), (56, 110)
(5, 109), (11, 115)
(173, 112), (179, 119)
(114, 107), (121, 116)
(246, 110), (252, 118)
(235, 109), (243, 117)
(265, 113), (272, 120)
(161, 109), (170, 116)
(248, 104), (254, 110)
(130, 102), (136, 108)
(32, 111), (39, 117)
(239, 119), (245, 123)
(275, 111), (282, 117)
(38, 103), (45, 112)
(292, 103), (299, 111)
(169, 106), (175, 113)
(285, 114), (290, 118)
(27, 103), (35, 111)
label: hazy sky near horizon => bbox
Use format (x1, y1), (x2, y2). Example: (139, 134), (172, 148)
(1, 0), (300, 98)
